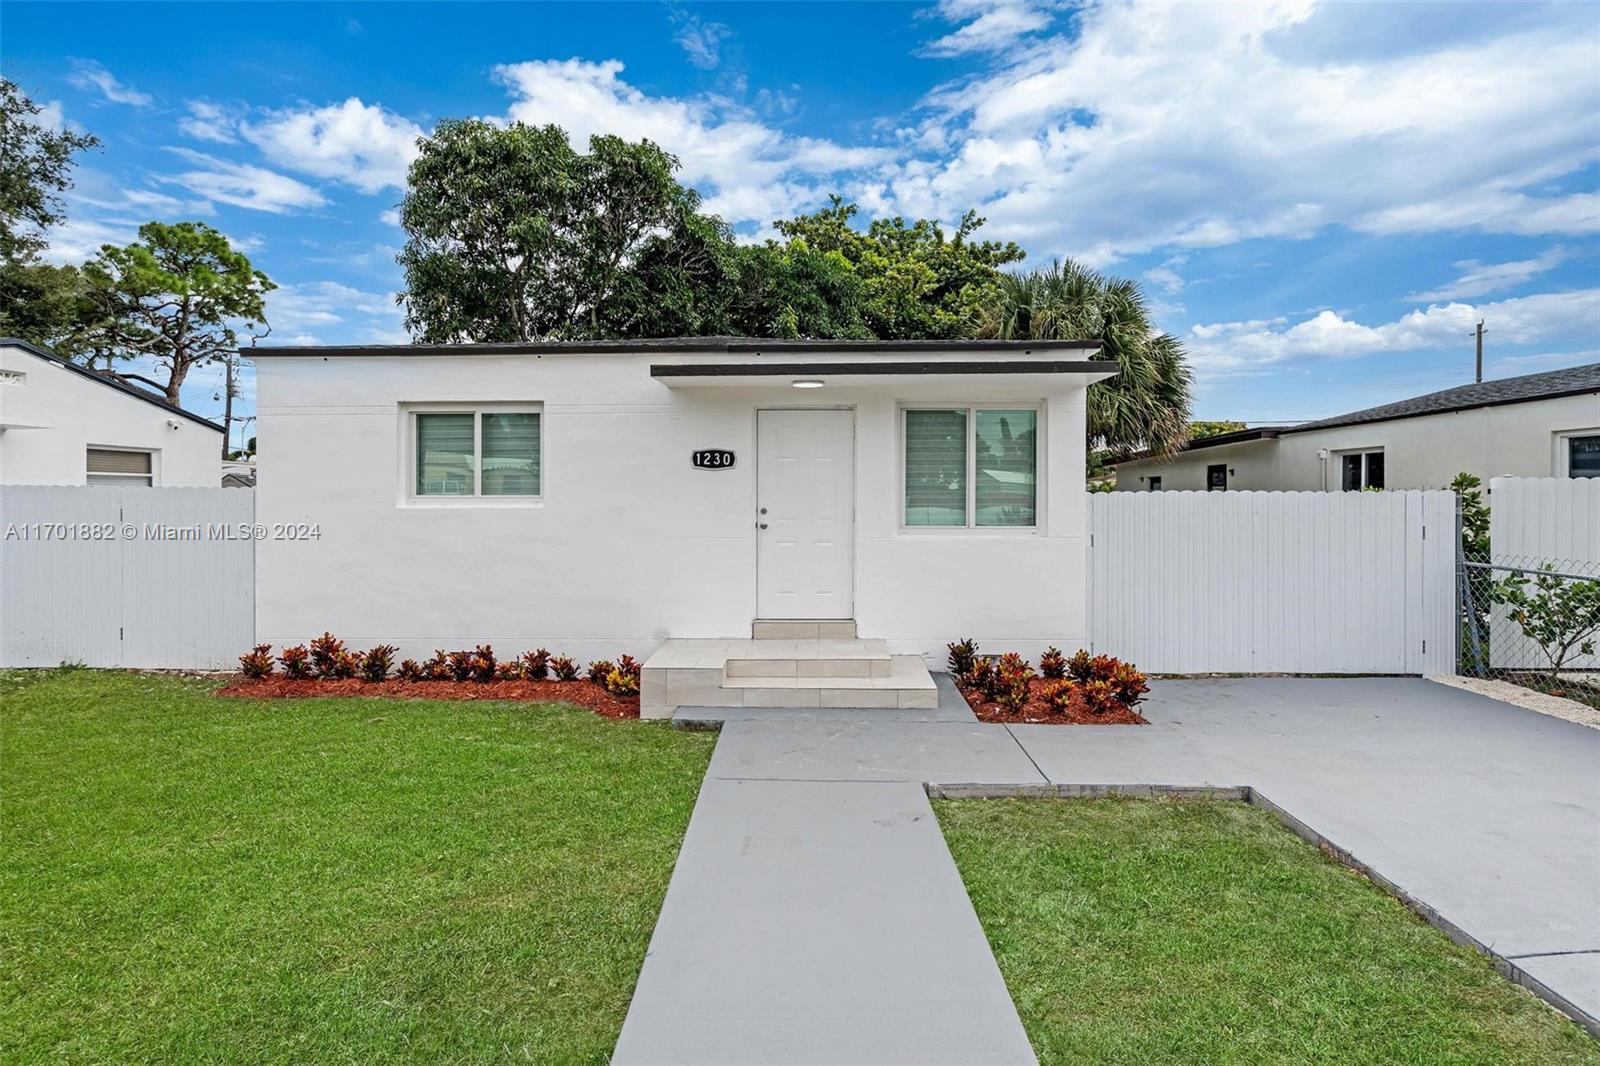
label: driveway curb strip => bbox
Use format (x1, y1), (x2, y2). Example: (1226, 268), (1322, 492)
(924, 780), (1600, 1040)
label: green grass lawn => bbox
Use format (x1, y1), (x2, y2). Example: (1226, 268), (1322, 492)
(0, 669), (714, 1063)
(936, 797), (1600, 1066)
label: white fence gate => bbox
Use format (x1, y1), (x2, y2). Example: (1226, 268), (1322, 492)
(1088, 490), (1457, 675)
(0, 486), (254, 669)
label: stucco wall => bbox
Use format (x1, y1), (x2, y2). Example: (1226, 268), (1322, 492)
(1114, 438), (1281, 491)
(1116, 393), (1600, 491)
(0, 343), (222, 486)
(254, 350), (1093, 663)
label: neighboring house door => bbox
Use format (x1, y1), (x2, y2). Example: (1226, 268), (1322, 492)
(756, 409), (854, 619)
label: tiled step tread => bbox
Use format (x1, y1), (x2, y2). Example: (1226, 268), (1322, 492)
(723, 675), (936, 690)
(752, 619), (857, 640)
(644, 638), (891, 671)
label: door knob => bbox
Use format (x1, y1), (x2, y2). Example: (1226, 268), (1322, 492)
(758, 522), (768, 530)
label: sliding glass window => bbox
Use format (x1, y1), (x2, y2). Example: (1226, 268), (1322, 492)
(903, 406), (1037, 529)
(414, 408), (541, 498)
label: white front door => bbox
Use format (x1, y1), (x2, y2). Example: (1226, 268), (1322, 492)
(757, 409), (854, 619)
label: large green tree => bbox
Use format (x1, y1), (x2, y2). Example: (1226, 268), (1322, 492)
(0, 78), (98, 263)
(979, 260), (1193, 457)
(0, 78), (100, 350)
(399, 120), (728, 342)
(78, 222), (274, 405)
(772, 197), (1023, 339)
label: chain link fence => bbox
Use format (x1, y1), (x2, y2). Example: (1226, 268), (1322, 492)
(1459, 554), (1600, 710)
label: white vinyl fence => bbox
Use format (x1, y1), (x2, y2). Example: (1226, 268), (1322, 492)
(1482, 477), (1600, 673)
(0, 486), (254, 669)
(1489, 476), (1600, 567)
(1088, 490), (1458, 675)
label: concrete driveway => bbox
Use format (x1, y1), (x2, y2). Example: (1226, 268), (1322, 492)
(614, 677), (1599, 1063)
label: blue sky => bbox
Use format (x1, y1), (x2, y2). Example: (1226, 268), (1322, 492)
(4, 0), (1598, 442)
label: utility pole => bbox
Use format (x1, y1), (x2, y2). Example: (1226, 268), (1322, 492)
(221, 351), (238, 460)
(1473, 320), (1486, 384)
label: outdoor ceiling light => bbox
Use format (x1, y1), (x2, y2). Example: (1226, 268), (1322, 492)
(791, 379), (825, 389)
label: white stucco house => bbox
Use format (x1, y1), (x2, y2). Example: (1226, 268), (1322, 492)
(1114, 362), (1600, 492)
(0, 338), (224, 486)
(253, 338), (1113, 713)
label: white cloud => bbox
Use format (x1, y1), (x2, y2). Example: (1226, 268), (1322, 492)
(1187, 288), (1600, 375)
(492, 59), (887, 230)
(33, 99), (66, 132)
(671, 11), (733, 70)
(379, 207), (402, 227)
(180, 101), (240, 143)
(923, 0), (1053, 57)
(265, 281), (402, 341)
(162, 148), (327, 213)
(1407, 247), (1569, 302)
(1142, 255), (1186, 295)
(242, 98), (424, 194)
(67, 60), (152, 107)
(39, 216), (138, 264)
(886, 1), (1600, 263)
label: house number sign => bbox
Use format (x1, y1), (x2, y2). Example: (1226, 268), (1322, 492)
(691, 449), (736, 470)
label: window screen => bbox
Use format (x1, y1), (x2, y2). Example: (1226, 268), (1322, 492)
(904, 409), (967, 526)
(416, 413), (475, 496)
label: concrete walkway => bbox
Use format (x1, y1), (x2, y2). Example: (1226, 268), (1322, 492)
(614, 677), (1600, 1062)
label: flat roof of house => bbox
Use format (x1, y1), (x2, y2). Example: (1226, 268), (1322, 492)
(1112, 426), (1286, 465)
(256, 336), (1101, 358)
(1278, 361), (1600, 435)
(1, 337), (224, 432)
(651, 359), (1114, 379)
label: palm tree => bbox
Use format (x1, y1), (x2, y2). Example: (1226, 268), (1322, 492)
(978, 260), (1192, 458)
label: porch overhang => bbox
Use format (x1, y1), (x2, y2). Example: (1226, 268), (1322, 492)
(650, 359), (1120, 389)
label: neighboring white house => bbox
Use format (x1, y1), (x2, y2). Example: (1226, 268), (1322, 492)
(253, 338), (1112, 669)
(0, 338), (224, 486)
(1114, 362), (1600, 492)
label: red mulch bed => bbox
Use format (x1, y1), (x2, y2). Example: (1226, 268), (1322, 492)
(957, 678), (1146, 725)
(218, 676), (640, 719)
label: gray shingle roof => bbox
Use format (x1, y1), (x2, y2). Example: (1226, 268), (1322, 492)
(1281, 362), (1600, 435)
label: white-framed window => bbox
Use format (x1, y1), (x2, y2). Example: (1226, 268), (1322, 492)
(902, 405), (1039, 528)
(409, 405), (542, 499)
(1556, 429), (1600, 479)
(86, 447), (153, 486)
(1338, 449), (1385, 490)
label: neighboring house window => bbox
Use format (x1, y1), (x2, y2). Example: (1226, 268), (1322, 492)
(413, 408), (541, 497)
(1148, 476), (1162, 491)
(1206, 464), (1227, 491)
(1339, 450), (1385, 490)
(1559, 432), (1600, 478)
(86, 447), (152, 486)
(904, 407), (1037, 528)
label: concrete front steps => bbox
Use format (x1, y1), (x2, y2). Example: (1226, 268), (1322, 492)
(641, 627), (938, 718)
